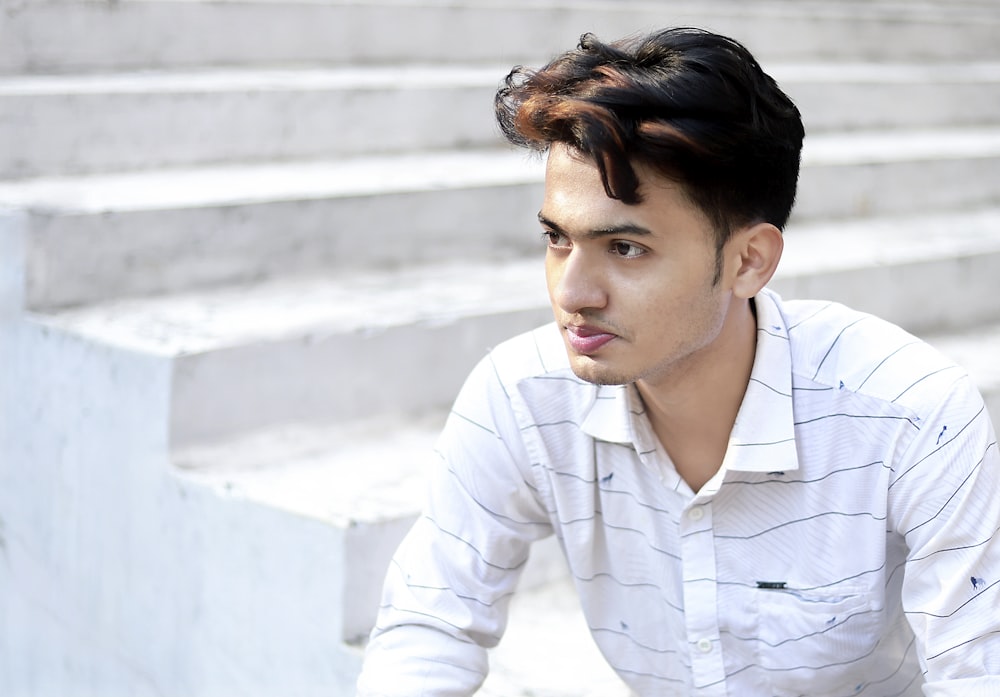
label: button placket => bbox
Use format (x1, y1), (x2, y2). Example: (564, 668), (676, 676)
(679, 501), (725, 694)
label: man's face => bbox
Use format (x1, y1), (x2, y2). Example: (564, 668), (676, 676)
(540, 144), (738, 390)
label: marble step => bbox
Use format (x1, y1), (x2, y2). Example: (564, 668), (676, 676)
(5, 126), (1000, 310)
(771, 207), (1000, 335)
(4, 0), (1000, 74)
(171, 317), (1000, 676)
(174, 412), (447, 648)
(0, 64), (506, 179)
(0, 148), (543, 310)
(3, 61), (1000, 178)
(174, 413), (572, 647)
(37, 206), (1000, 450)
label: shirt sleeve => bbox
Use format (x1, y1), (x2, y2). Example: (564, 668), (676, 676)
(889, 374), (1000, 695)
(356, 353), (554, 697)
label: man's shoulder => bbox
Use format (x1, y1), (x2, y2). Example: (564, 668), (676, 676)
(775, 293), (968, 411)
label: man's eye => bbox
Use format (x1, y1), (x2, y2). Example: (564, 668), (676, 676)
(611, 241), (644, 258)
(542, 231), (569, 247)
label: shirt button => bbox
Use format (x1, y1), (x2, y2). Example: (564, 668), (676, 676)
(697, 638), (713, 653)
(687, 506), (705, 521)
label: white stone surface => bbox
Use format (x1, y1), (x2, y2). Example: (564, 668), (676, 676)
(175, 414), (445, 523)
(174, 413), (574, 643)
(0, 149), (543, 213)
(4, 153), (546, 309)
(3, 62), (1000, 178)
(0, 207), (26, 317)
(0, 65), (503, 178)
(0, 318), (371, 696)
(4, 0), (1000, 74)
(772, 207), (1000, 333)
(34, 258), (550, 446)
(42, 259), (548, 354)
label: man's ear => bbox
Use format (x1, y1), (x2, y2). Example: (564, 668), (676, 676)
(728, 222), (783, 299)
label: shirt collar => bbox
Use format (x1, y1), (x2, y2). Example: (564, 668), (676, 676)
(579, 383), (637, 446)
(723, 288), (800, 474)
(578, 288), (799, 473)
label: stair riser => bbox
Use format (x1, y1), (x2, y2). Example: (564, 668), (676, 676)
(343, 516), (421, 645)
(0, 81), (497, 179)
(770, 249), (1000, 336)
(4, 2), (1000, 74)
(24, 183), (543, 310)
(793, 155), (1000, 222)
(4, 76), (997, 179)
(789, 79), (1000, 135)
(169, 304), (553, 447)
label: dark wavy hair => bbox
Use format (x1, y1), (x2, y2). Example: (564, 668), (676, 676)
(496, 27), (804, 253)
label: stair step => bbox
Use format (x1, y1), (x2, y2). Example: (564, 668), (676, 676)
(43, 258), (552, 446)
(0, 64), (505, 178)
(4, 0), (1000, 74)
(778, 62), (1000, 134)
(175, 413), (445, 645)
(39, 206), (1000, 449)
(3, 148), (545, 310)
(175, 412), (571, 645)
(794, 127), (1000, 222)
(773, 207), (1000, 334)
(175, 413), (444, 522)
(4, 62), (999, 178)
(6, 127), (1000, 310)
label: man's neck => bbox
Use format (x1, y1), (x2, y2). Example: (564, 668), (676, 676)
(636, 299), (758, 492)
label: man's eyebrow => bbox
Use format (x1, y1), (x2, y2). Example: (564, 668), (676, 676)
(537, 212), (652, 238)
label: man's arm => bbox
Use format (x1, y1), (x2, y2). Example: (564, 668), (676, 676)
(891, 374), (1000, 695)
(356, 354), (553, 697)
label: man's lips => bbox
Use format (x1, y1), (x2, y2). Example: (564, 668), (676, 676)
(564, 324), (618, 354)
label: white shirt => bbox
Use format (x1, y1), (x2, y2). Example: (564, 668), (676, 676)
(357, 288), (1000, 697)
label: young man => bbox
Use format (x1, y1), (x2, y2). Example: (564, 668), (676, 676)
(356, 28), (1000, 696)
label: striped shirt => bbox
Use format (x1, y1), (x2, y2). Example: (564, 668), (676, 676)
(357, 287), (1000, 697)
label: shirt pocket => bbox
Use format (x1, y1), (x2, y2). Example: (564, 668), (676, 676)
(751, 584), (884, 696)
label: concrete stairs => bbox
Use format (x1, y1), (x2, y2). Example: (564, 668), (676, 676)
(1, 1), (999, 695)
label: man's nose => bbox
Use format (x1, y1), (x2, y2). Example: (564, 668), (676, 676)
(549, 248), (608, 315)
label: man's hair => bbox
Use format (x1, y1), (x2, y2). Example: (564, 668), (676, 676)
(495, 27), (805, 251)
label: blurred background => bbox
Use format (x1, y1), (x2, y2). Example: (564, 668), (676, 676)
(1, 0), (999, 694)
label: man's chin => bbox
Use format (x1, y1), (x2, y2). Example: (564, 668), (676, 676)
(568, 357), (632, 386)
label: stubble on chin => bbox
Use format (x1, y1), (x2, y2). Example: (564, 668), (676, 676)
(567, 355), (634, 387)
